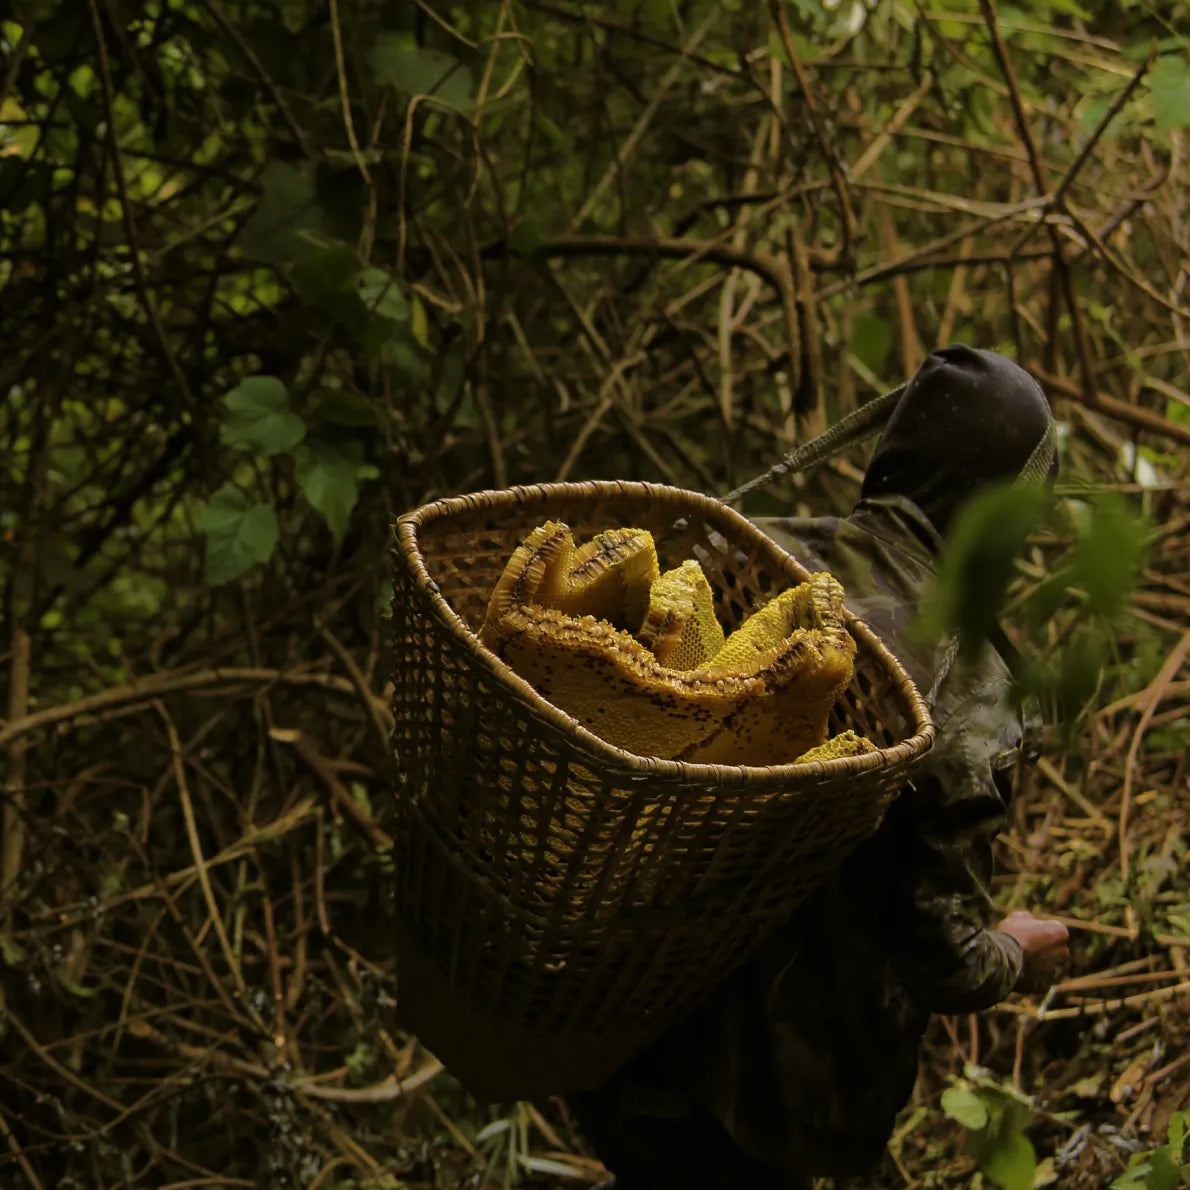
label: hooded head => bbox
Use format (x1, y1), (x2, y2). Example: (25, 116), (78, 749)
(860, 345), (1057, 540)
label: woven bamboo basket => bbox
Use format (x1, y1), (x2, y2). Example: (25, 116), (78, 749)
(389, 481), (934, 1102)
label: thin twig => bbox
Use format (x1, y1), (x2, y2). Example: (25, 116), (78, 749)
(1118, 629), (1190, 887)
(269, 728), (393, 851)
(198, 0), (313, 155)
(977, 0), (1098, 405)
(769, 0), (856, 262)
(327, 0), (373, 183)
(158, 704), (249, 1001)
(0, 1106), (43, 1190)
(87, 0), (202, 434)
(0, 666), (366, 748)
(568, 8), (717, 230)
(1035, 368), (1190, 448)
(1052, 47), (1156, 211)
(997, 977), (1190, 1021)
(1, 626), (31, 925)
(0, 14), (35, 113)
(315, 621), (394, 751)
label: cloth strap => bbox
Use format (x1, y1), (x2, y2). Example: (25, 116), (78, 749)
(721, 384), (1056, 505)
(721, 386), (906, 506)
(720, 380), (1058, 706)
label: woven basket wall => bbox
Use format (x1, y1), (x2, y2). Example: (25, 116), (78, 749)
(389, 481), (934, 1101)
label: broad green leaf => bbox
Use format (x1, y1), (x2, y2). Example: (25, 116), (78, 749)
(1146, 1149), (1183, 1190)
(941, 1086), (990, 1130)
(292, 240), (359, 302)
(1112, 1148), (1182, 1190)
(785, 0), (825, 22)
(1067, 496), (1148, 617)
(1053, 628), (1109, 719)
(370, 34), (475, 112)
(295, 440), (373, 541)
(981, 1128), (1036, 1190)
(1111, 1160), (1147, 1189)
(199, 486), (279, 584)
(358, 267), (410, 321)
(1170, 1109), (1188, 1154)
(1149, 55), (1190, 131)
(239, 162), (329, 266)
(220, 376), (306, 455)
(914, 481), (1050, 660)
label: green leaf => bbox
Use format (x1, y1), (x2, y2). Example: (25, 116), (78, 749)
(914, 481), (1050, 660)
(1053, 629), (1109, 718)
(358, 267), (410, 321)
(220, 376), (306, 456)
(785, 0), (826, 24)
(1149, 55), (1190, 131)
(199, 486), (279, 585)
(295, 440), (372, 541)
(1166, 398), (1190, 429)
(239, 162), (329, 266)
(941, 1086), (990, 1131)
(292, 239), (360, 302)
(1067, 495), (1149, 617)
(1113, 1148), (1182, 1190)
(410, 293), (429, 347)
(1170, 1109), (1188, 1155)
(370, 34), (475, 112)
(981, 1128), (1036, 1190)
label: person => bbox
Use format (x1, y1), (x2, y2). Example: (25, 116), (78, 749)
(566, 345), (1071, 1190)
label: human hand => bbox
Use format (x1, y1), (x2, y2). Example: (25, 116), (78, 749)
(997, 910), (1070, 994)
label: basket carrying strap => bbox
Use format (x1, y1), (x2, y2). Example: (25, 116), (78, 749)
(720, 383), (1057, 505)
(720, 383), (1058, 703)
(720, 385), (906, 506)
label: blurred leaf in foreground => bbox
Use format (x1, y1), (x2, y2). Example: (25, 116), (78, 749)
(914, 482), (1050, 662)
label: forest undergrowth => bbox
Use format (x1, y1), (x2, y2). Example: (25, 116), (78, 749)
(1, 1), (1188, 1187)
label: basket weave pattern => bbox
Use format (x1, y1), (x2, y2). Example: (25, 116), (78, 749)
(390, 481), (934, 1098)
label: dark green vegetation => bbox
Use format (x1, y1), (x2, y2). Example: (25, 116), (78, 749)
(2, 1), (1189, 1186)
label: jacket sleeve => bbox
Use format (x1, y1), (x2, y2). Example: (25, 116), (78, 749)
(874, 680), (1025, 1014)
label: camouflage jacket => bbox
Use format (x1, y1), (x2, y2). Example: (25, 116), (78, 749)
(581, 493), (1036, 1178)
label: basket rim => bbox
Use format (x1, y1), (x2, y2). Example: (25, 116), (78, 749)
(392, 479), (935, 786)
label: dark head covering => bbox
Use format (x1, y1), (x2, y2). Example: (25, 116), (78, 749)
(860, 345), (1057, 538)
